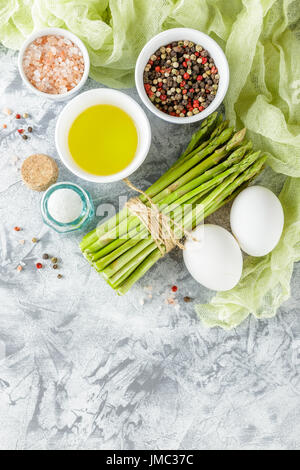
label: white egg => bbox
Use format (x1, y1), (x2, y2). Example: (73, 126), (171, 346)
(183, 224), (243, 292)
(230, 186), (284, 257)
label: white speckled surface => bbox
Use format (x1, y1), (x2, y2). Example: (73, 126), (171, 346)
(0, 46), (299, 451)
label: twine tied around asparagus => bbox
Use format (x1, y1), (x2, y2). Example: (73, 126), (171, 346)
(124, 178), (194, 255)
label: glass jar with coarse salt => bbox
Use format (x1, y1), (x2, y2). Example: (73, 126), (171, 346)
(41, 182), (94, 233)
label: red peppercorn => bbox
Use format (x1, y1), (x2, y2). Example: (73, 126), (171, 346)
(180, 81), (186, 88)
(211, 66), (218, 74)
(190, 88), (195, 93)
(155, 66), (161, 72)
(193, 100), (200, 107)
(158, 82), (163, 87)
(183, 61), (188, 68)
(15, 114), (21, 119)
(182, 109), (186, 114)
(197, 75), (203, 81)
(17, 129), (24, 134)
(171, 285), (178, 293)
(36, 263), (43, 269)
(14, 226), (21, 232)
(183, 72), (190, 80)
(195, 52), (200, 56)
(160, 95), (167, 101)
(145, 84), (151, 91)
(202, 57), (208, 64)
(148, 60), (153, 65)
(148, 91), (154, 97)
(199, 106), (204, 111)
(182, 89), (187, 94)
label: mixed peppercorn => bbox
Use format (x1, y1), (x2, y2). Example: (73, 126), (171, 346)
(13, 227), (63, 279)
(143, 40), (219, 118)
(1, 108), (33, 139)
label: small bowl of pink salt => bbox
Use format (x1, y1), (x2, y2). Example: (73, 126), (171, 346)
(18, 28), (90, 101)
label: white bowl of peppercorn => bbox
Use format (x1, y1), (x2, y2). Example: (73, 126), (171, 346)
(135, 28), (229, 124)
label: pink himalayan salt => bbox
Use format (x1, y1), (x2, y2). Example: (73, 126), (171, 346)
(23, 35), (85, 95)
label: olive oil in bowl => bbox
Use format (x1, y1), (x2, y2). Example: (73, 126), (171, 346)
(68, 105), (138, 176)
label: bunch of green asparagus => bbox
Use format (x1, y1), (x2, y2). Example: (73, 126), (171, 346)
(80, 112), (267, 295)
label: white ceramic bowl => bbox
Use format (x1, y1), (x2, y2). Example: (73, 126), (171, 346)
(135, 28), (229, 124)
(18, 28), (90, 101)
(55, 88), (152, 183)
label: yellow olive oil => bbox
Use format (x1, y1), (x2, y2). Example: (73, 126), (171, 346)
(68, 105), (138, 176)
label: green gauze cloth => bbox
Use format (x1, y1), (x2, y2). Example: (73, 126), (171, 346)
(0, 0), (299, 328)
(196, 177), (300, 329)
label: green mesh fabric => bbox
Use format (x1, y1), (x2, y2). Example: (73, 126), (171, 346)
(196, 177), (300, 329)
(0, 0), (299, 328)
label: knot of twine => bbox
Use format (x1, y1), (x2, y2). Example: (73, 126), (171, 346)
(124, 178), (192, 255)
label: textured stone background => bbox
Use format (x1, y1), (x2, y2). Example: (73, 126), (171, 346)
(0, 45), (299, 450)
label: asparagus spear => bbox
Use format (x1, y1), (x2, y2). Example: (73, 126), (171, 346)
(87, 140), (252, 265)
(109, 244), (158, 287)
(81, 112), (268, 295)
(81, 120), (234, 252)
(160, 141), (252, 207)
(180, 112), (220, 158)
(85, 128), (244, 255)
(116, 156), (267, 295)
(101, 151), (262, 281)
(173, 118), (230, 169)
(152, 131), (247, 204)
(80, 113), (220, 251)
(107, 197), (204, 288)
(99, 145), (255, 270)
(97, 190), (205, 274)
(87, 135), (249, 271)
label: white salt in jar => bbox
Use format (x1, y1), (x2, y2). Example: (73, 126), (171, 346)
(41, 182), (94, 233)
(47, 188), (84, 224)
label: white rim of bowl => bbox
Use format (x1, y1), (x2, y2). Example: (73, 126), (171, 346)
(18, 28), (90, 100)
(55, 88), (152, 183)
(135, 28), (230, 124)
